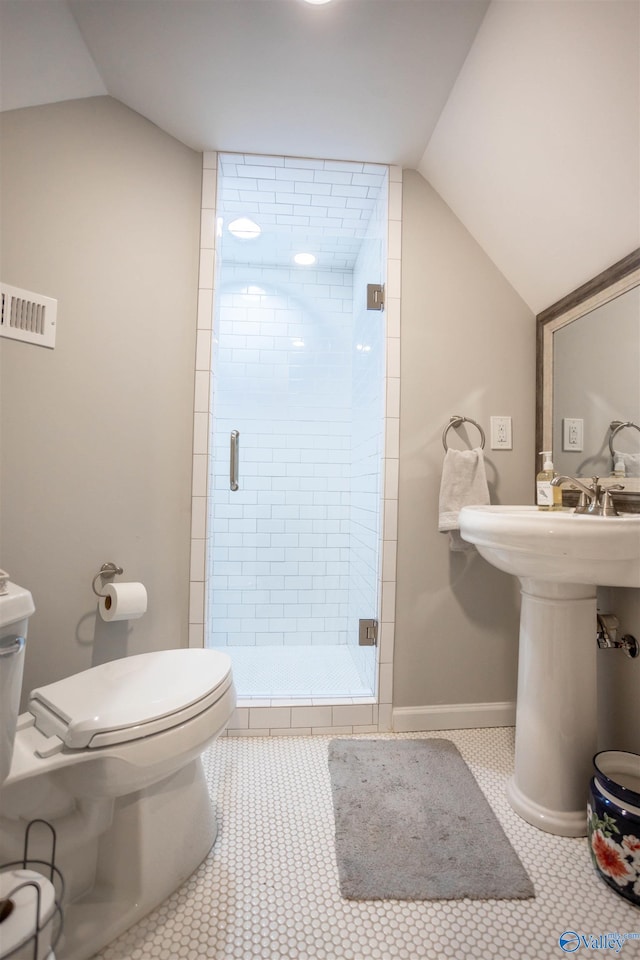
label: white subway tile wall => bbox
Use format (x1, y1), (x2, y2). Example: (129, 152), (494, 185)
(190, 153), (402, 733)
(348, 179), (388, 692)
(207, 264), (355, 650)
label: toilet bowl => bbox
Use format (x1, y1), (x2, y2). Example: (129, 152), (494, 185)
(0, 579), (235, 960)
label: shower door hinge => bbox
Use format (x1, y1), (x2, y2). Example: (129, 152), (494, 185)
(359, 618), (378, 646)
(366, 283), (385, 311)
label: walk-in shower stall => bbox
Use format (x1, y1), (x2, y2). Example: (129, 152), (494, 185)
(205, 154), (388, 699)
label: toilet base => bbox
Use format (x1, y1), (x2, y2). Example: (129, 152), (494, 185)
(58, 757), (217, 960)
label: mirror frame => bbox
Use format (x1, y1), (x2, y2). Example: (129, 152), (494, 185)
(536, 247), (640, 478)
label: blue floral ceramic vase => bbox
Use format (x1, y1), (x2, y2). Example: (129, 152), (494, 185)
(588, 750), (640, 908)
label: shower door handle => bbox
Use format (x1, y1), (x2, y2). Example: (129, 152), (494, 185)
(230, 430), (240, 491)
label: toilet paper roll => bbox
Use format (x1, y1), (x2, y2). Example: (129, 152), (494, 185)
(0, 869), (56, 960)
(99, 582), (147, 622)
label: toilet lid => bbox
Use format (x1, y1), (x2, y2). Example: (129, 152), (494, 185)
(28, 649), (232, 749)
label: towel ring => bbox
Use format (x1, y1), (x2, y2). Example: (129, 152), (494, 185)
(609, 420), (640, 458)
(442, 415), (486, 452)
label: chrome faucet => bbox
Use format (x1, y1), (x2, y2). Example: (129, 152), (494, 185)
(551, 476), (624, 516)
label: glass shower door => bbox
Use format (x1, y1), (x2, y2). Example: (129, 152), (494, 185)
(205, 154), (387, 699)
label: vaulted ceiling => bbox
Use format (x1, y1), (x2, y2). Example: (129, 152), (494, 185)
(1, 0), (638, 313)
(0, 0), (488, 166)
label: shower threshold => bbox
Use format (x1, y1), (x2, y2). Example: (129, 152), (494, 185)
(216, 644), (374, 700)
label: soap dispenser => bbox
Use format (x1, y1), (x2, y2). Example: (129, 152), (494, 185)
(613, 453), (626, 478)
(536, 451), (562, 510)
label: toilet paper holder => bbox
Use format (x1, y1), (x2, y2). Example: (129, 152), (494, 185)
(91, 562), (124, 598)
(0, 818), (65, 960)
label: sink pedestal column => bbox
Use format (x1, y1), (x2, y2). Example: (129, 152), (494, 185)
(507, 579), (597, 837)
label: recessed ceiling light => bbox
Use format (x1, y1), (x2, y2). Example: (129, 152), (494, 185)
(293, 252), (317, 266)
(302, 0), (333, 4)
(228, 217), (261, 239)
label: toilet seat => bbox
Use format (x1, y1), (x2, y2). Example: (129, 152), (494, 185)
(27, 649), (232, 750)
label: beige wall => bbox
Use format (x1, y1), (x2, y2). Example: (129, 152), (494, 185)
(0, 97), (202, 702)
(2, 98), (637, 745)
(597, 586), (640, 753)
(394, 170), (535, 717)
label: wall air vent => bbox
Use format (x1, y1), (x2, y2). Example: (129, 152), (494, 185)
(0, 282), (57, 349)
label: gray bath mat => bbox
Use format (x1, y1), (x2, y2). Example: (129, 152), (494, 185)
(328, 738), (534, 901)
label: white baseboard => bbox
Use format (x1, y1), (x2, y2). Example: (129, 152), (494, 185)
(392, 701), (516, 733)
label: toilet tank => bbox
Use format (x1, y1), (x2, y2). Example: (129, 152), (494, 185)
(0, 575), (35, 639)
(0, 576), (35, 786)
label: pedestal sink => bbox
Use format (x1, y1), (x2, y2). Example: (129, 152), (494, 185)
(459, 505), (640, 837)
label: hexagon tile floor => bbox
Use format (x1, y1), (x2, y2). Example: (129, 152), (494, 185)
(94, 728), (640, 960)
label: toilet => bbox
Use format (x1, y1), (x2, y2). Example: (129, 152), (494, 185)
(0, 578), (235, 960)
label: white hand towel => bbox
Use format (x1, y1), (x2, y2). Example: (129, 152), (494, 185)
(620, 452), (640, 477)
(438, 447), (490, 551)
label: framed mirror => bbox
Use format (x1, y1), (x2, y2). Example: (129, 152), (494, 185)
(536, 248), (640, 507)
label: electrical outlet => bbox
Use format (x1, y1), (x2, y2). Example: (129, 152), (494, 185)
(563, 418), (584, 451)
(490, 416), (512, 450)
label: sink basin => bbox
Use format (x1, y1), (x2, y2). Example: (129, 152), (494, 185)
(459, 505), (640, 588)
(458, 504), (640, 837)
